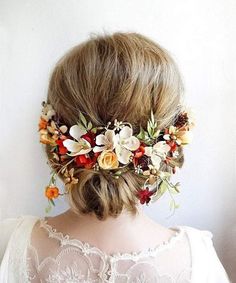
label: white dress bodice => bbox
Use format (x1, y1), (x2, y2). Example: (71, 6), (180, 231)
(0, 215), (231, 283)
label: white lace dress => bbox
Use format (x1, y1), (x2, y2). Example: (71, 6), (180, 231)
(0, 215), (231, 283)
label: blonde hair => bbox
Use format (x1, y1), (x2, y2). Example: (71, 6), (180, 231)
(46, 32), (184, 220)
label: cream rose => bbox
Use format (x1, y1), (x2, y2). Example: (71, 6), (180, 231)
(97, 150), (119, 169)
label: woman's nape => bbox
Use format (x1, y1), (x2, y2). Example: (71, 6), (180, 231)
(44, 206), (177, 255)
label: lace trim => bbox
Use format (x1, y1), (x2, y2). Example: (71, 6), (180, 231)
(38, 217), (185, 261)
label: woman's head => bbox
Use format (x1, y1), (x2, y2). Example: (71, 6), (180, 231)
(45, 32), (185, 220)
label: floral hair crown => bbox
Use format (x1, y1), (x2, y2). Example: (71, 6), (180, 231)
(38, 101), (194, 213)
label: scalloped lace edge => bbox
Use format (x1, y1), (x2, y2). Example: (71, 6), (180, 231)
(38, 217), (185, 261)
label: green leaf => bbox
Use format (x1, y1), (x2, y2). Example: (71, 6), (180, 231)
(152, 129), (160, 139)
(169, 199), (179, 210)
(91, 127), (97, 134)
(175, 203), (180, 209)
(146, 111), (159, 139)
(77, 122), (87, 132)
(50, 146), (57, 152)
(159, 172), (171, 179)
(168, 186), (179, 194)
(174, 182), (181, 193)
(114, 170), (122, 176)
(147, 122), (153, 137)
(45, 204), (51, 213)
(136, 126), (145, 140)
(159, 180), (169, 195)
(79, 112), (87, 127)
(150, 110), (155, 124)
(49, 199), (55, 206)
(87, 121), (93, 130)
(169, 199), (175, 210)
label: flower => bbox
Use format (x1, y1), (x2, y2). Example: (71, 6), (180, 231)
(47, 120), (58, 135)
(39, 129), (57, 146)
(63, 168), (78, 185)
(39, 101), (194, 210)
(133, 144), (146, 167)
(56, 139), (68, 155)
(41, 102), (56, 121)
(143, 165), (159, 185)
(82, 131), (96, 147)
(144, 141), (170, 169)
(113, 119), (124, 131)
(38, 117), (48, 130)
(165, 140), (177, 153)
(75, 152), (99, 169)
(63, 125), (92, 156)
(93, 129), (117, 152)
(183, 108), (196, 129)
(134, 144), (146, 158)
(45, 186), (59, 199)
(163, 126), (192, 145)
(138, 187), (154, 204)
(39, 118), (61, 146)
(115, 126), (140, 164)
(97, 150), (119, 169)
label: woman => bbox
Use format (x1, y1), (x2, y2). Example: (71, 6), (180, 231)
(0, 32), (231, 282)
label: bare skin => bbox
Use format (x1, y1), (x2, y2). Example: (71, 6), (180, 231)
(43, 204), (177, 255)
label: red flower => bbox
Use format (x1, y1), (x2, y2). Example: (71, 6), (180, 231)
(81, 131), (96, 147)
(75, 152), (100, 169)
(133, 144), (146, 166)
(138, 187), (154, 205)
(134, 145), (145, 158)
(166, 140), (177, 152)
(56, 139), (68, 155)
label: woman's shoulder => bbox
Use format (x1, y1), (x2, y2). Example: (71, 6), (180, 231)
(178, 225), (231, 282)
(178, 225), (213, 241)
(0, 214), (40, 232)
(178, 225), (217, 256)
(0, 214), (40, 263)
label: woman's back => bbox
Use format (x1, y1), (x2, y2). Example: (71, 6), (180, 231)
(0, 213), (230, 282)
(27, 220), (191, 282)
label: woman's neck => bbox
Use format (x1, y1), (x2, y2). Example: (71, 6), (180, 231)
(64, 205), (154, 230)
(45, 205), (175, 254)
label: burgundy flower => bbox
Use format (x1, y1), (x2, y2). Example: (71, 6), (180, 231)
(81, 131), (96, 147)
(138, 187), (154, 205)
(136, 155), (149, 171)
(174, 112), (188, 128)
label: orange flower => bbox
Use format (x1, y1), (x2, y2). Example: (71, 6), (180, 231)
(45, 186), (59, 199)
(38, 117), (48, 130)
